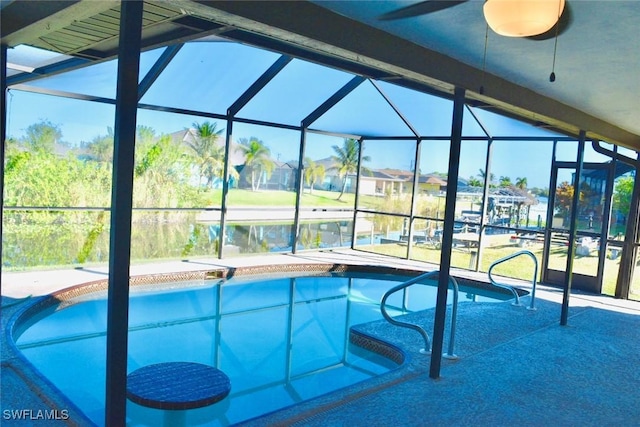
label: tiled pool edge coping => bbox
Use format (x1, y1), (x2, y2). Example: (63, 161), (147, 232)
(1, 301), (96, 425)
(3, 262), (518, 426)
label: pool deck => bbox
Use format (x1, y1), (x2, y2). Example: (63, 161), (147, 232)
(3, 249), (640, 426)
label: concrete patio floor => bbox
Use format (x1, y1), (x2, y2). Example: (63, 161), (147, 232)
(2, 249), (640, 426)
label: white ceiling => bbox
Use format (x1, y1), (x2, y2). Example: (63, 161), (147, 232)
(313, 0), (640, 145)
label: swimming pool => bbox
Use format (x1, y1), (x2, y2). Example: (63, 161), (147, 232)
(11, 265), (511, 426)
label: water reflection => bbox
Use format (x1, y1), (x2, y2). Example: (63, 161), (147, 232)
(1, 219), (354, 268)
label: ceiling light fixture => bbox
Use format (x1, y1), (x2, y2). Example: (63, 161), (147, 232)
(483, 0), (565, 37)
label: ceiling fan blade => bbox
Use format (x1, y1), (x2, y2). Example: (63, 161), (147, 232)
(379, 0), (469, 21)
(527, 2), (573, 41)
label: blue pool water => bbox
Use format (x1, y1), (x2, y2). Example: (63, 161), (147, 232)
(15, 272), (507, 425)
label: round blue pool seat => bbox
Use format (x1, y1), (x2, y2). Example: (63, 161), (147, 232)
(126, 362), (231, 410)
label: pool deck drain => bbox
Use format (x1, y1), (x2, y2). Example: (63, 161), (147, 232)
(3, 249), (640, 426)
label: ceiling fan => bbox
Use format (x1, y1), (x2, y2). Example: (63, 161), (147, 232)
(380, 0), (572, 41)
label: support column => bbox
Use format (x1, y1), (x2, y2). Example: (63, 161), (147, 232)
(407, 137), (422, 260)
(476, 138), (493, 271)
(292, 128), (307, 254)
(218, 118), (233, 259)
(104, 2), (143, 425)
(560, 132), (585, 325)
(598, 145), (616, 293)
(351, 138), (365, 250)
(1, 43), (7, 279)
(430, 87), (464, 379)
(615, 159), (640, 298)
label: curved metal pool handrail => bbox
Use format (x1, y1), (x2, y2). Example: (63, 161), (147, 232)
(488, 250), (538, 310)
(380, 271), (459, 359)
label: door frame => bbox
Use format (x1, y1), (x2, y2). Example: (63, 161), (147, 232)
(542, 161), (613, 293)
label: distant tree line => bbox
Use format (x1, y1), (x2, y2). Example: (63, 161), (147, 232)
(4, 121), (372, 223)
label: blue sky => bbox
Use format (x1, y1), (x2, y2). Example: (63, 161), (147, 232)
(6, 41), (610, 189)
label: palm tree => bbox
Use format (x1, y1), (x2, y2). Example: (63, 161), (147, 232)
(238, 137), (274, 191)
(499, 175), (513, 187)
(513, 177), (532, 227)
(304, 157), (325, 194)
(187, 121), (225, 188)
(515, 177), (531, 225)
(515, 176), (528, 189)
(468, 176), (483, 187)
(477, 168), (496, 187)
(332, 138), (370, 201)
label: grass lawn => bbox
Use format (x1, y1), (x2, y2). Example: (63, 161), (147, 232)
(204, 188), (381, 208)
(356, 233), (621, 295)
